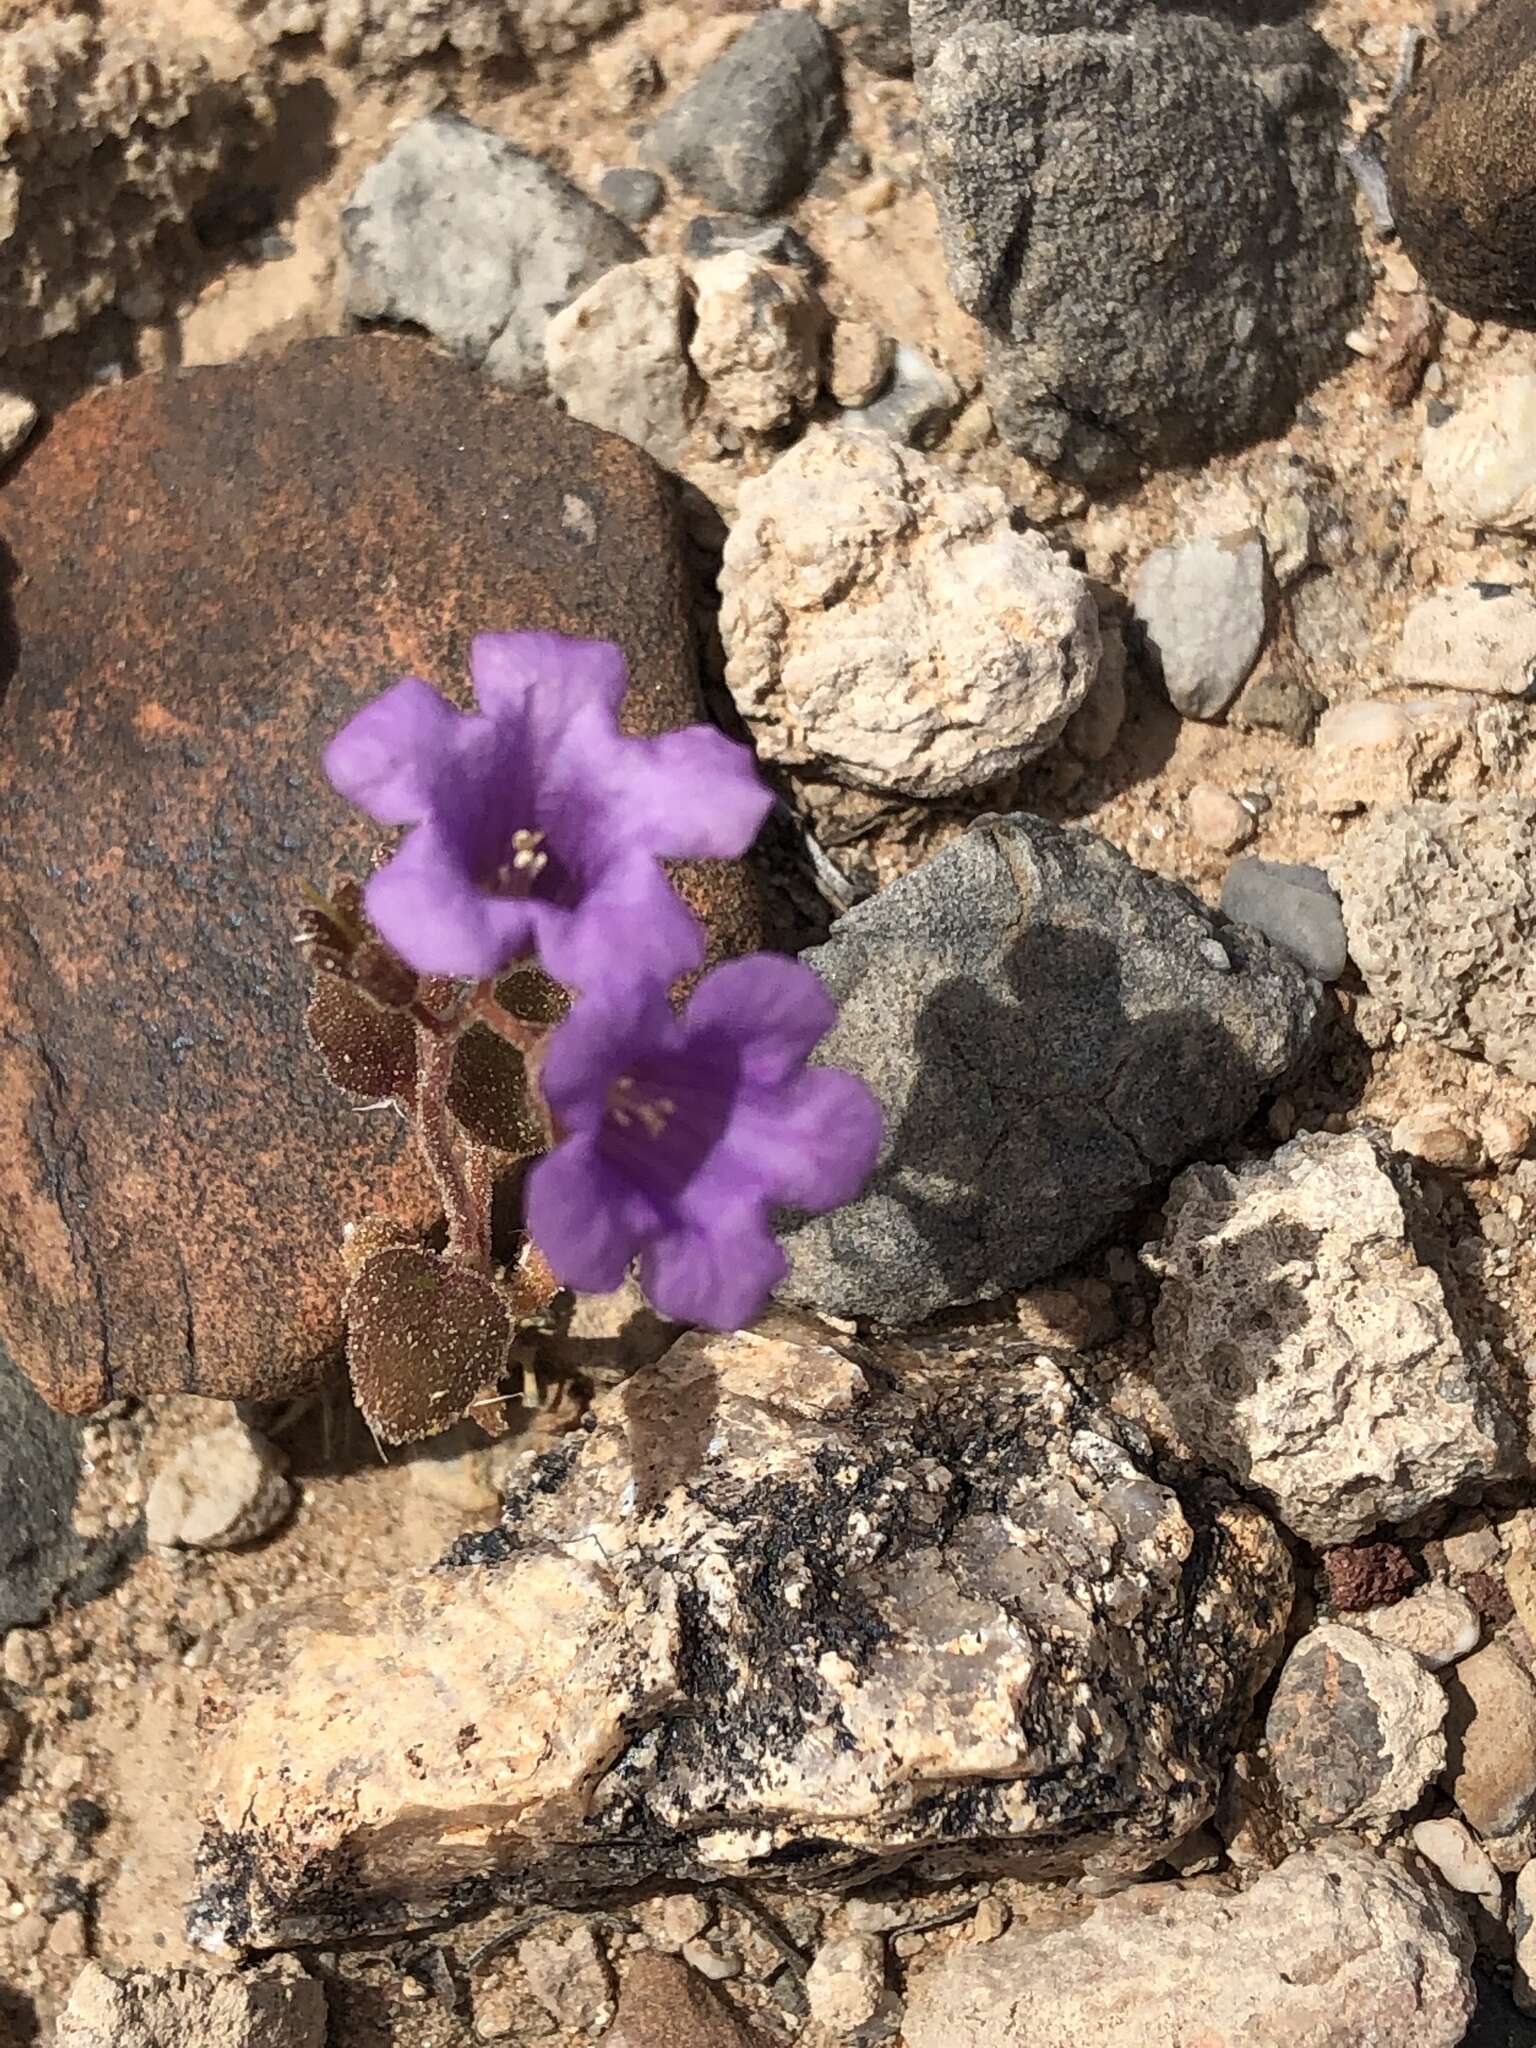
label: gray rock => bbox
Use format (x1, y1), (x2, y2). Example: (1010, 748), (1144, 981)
(778, 813), (1322, 1325)
(684, 215), (820, 271)
(1329, 799), (1536, 1083)
(1221, 859), (1348, 983)
(1131, 533), (1267, 720)
(1265, 1623), (1447, 1830)
(192, 1317), (1292, 1946)
(912, 0), (1368, 484)
(823, 0), (912, 76)
(0, 1341), (84, 1633)
(342, 113), (641, 389)
(1149, 1131), (1518, 1546)
(902, 1840), (1475, 2048)
(1230, 664), (1324, 742)
(646, 12), (843, 217)
(839, 340), (960, 445)
(597, 166), (664, 224)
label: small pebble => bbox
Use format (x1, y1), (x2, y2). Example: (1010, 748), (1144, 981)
(597, 167), (665, 225)
(1360, 1584), (1480, 1669)
(826, 317), (894, 409)
(681, 1936), (741, 1981)
(840, 340), (959, 445)
(0, 390), (38, 465)
(473, 1988), (517, 2041)
(806, 1933), (887, 2032)
(144, 1418), (292, 1551)
(1443, 1522), (1502, 1576)
(1392, 1103), (1484, 1174)
(1187, 783), (1257, 853)
(1221, 858), (1349, 983)
(1484, 1110), (1534, 1166)
(46, 1908), (89, 1958)
(1412, 1815), (1503, 1909)
(650, 1892), (713, 1952)
(971, 1896), (1011, 1943)
(0, 1706), (22, 1764)
(2, 1630), (53, 1689)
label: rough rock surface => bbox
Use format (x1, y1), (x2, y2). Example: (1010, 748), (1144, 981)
(777, 813), (1321, 1325)
(1330, 800), (1536, 1084)
(1445, 1643), (1536, 1841)
(241, 0), (635, 73)
(0, 7), (270, 355)
(55, 1958), (326, 2048)
(1421, 374), (1536, 536)
(646, 11), (843, 216)
(0, 337), (764, 1412)
(822, 0), (912, 76)
(1149, 1130), (1516, 1546)
(687, 252), (824, 436)
(191, 1317), (1291, 1948)
(720, 431), (1099, 797)
(1, 1343), (90, 1631)
(607, 1955), (776, 2048)
(1387, 0), (1536, 326)
(1131, 533), (1267, 721)
(144, 1420), (292, 1552)
(342, 114), (641, 390)
(911, 0), (1366, 483)
(547, 255), (702, 471)
(1395, 583), (1536, 698)
(1265, 1623), (1447, 1830)
(1221, 859), (1349, 984)
(1361, 1585), (1481, 1671)
(901, 1840), (1475, 2048)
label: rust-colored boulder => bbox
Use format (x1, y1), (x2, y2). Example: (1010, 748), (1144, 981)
(0, 335), (765, 1413)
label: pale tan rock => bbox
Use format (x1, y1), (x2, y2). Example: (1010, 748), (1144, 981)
(1443, 1521), (1502, 1575)
(193, 1319), (1290, 1948)
(805, 1933), (887, 2033)
(240, 0), (633, 71)
(1515, 1857), (1536, 2012)
(144, 1419), (291, 1551)
(1310, 695), (1536, 817)
(55, 1958), (325, 2048)
(0, 11), (270, 355)
(1392, 1103), (1485, 1174)
(520, 1921), (614, 2033)
(826, 317), (894, 408)
(1422, 372), (1536, 534)
(0, 391), (36, 462)
(1396, 583), (1536, 697)
(687, 252), (823, 434)
(1187, 783), (1256, 853)
(1484, 1109), (1535, 1165)
(1361, 1585), (1481, 1670)
(720, 429), (1100, 798)
(590, 33), (660, 111)
(1150, 1130), (1515, 1545)
(547, 256), (702, 470)
(1412, 1816), (1503, 1912)
(1446, 1642), (1536, 1839)
(902, 1841), (1474, 2048)
(1331, 799), (1536, 1084)
(1266, 1623), (1446, 1828)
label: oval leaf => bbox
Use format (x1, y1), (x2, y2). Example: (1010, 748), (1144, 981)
(345, 1247), (511, 1446)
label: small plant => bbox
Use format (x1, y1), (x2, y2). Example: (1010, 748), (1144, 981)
(303, 630), (882, 1445)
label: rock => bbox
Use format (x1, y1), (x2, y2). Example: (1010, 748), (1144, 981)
(722, 431), (1098, 797)
(1149, 1130), (1516, 1546)
(1363, 1586), (1482, 1671)
(1230, 665), (1324, 743)
(805, 1934), (887, 2034)
(1310, 695), (1536, 819)
(597, 166), (665, 225)
(608, 1954), (776, 2047)
(1396, 584), (1536, 698)
(342, 115), (641, 391)
(592, 35), (661, 113)
(144, 1420), (291, 1552)
(1422, 375), (1536, 535)
(1266, 1623), (1446, 1830)
(1322, 1540), (1417, 1615)
(0, 10), (269, 355)
(912, 0), (1366, 484)
(55, 1957), (326, 2048)
(822, 0), (912, 76)
(1220, 859), (1349, 984)
(684, 215), (819, 272)
(1414, 1817), (1505, 1912)
(1187, 786), (1255, 855)
(1484, 1111), (1535, 1167)
(547, 256), (702, 471)
(1445, 1524), (1503, 1577)
(520, 1922), (615, 2033)
(0, 337), (764, 1412)
(778, 814), (1320, 1325)
(0, 1344), (132, 1631)
(1446, 1643), (1536, 1840)
(839, 342), (960, 446)
(1387, 0), (1536, 326)
(1392, 1104), (1485, 1175)
(242, 0), (634, 71)
(1131, 534), (1267, 721)
(191, 1317), (1290, 1947)
(687, 253), (824, 435)
(1329, 800), (1536, 1083)
(901, 1840), (1474, 2048)
(826, 319), (894, 408)
(1517, 1861), (1536, 2013)
(0, 393), (38, 465)
(646, 12), (843, 216)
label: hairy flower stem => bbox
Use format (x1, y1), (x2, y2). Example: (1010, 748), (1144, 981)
(414, 1023), (489, 1267)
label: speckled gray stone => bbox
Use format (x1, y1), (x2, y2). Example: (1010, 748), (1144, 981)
(1222, 859), (1349, 983)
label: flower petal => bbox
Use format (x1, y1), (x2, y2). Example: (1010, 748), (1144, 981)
(683, 955), (838, 1084)
(365, 821), (536, 979)
(532, 860), (705, 993)
(526, 1135), (651, 1297)
(324, 678), (462, 825)
(727, 1066), (884, 1211)
(639, 1199), (787, 1330)
(538, 980), (676, 1134)
(470, 631), (629, 725)
(620, 725), (773, 860)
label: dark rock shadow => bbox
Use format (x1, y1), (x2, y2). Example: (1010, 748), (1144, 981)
(0, 532), (17, 705)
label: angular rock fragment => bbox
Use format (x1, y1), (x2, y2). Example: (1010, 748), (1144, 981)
(1149, 1131), (1517, 1545)
(778, 813), (1322, 1324)
(192, 1317), (1290, 1947)
(56, 1957), (325, 2048)
(1266, 1623), (1446, 1830)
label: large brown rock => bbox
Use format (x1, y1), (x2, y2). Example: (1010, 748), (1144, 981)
(0, 336), (764, 1412)
(190, 1316), (1290, 1950)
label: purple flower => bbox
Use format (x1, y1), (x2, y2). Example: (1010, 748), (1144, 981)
(324, 631), (771, 988)
(525, 955), (882, 1330)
